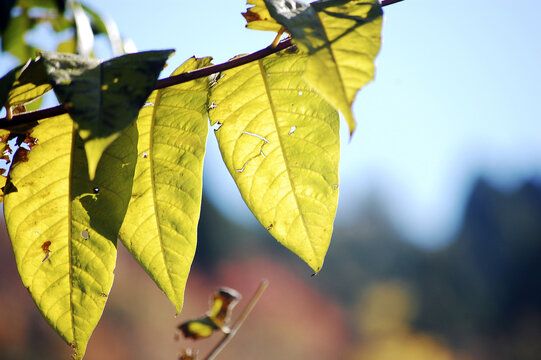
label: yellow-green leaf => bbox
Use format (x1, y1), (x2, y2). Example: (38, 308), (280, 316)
(119, 56), (211, 313)
(2, 58), (52, 108)
(3, 113), (138, 359)
(42, 50), (173, 180)
(209, 49), (340, 272)
(242, 0), (283, 32)
(263, 0), (382, 135)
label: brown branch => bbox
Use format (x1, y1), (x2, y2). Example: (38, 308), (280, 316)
(0, 39), (293, 129)
(0, 0), (401, 129)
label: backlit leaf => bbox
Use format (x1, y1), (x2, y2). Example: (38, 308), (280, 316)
(243, 0), (283, 32)
(262, 0), (382, 135)
(209, 49), (340, 272)
(5, 58), (53, 108)
(42, 50), (173, 180)
(0, 63), (26, 108)
(119, 56), (211, 313)
(3, 113), (138, 359)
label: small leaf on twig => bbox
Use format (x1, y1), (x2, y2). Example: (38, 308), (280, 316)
(178, 287), (242, 340)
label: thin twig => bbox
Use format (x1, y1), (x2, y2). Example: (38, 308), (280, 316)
(205, 280), (269, 360)
(0, 39), (293, 129)
(0, 0), (400, 128)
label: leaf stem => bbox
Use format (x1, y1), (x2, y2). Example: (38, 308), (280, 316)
(204, 280), (269, 360)
(0, 0), (400, 129)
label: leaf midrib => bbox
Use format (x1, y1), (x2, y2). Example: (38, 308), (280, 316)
(149, 89), (178, 305)
(68, 120), (76, 346)
(257, 58), (317, 259)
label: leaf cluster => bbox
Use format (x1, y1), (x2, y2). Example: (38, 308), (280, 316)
(0, 0), (384, 358)
(1, 0), (128, 63)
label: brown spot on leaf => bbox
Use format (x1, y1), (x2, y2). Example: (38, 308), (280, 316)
(210, 287), (242, 327)
(41, 241), (51, 253)
(41, 241), (51, 262)
(0, 133), (9, 143)
(1, 151), (10, 164)
(12, 105), (26, 115)
(242, 9), (262, 23)
(22, 133), (38, 149)
(12, 148), (29, 163)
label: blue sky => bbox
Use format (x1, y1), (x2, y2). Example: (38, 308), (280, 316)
(2, 0), (541, 248)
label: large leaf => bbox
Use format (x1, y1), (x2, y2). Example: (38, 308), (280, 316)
(209, 49), (340, 272)
(119, 56), (211, 313)
(257, 0), (382, 135)
(3, 113), (138, 359)
(42, 50), (173, 180)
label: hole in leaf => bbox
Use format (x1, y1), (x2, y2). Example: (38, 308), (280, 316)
(298, 91), (303, 96)
(289, 126), (296, 135)
(266, 224), (273, 231)
(208, 101), (218, 110)
(142, 152), (149, 158)
(81, 229), (90, 240)
(93, 187), (100, 194)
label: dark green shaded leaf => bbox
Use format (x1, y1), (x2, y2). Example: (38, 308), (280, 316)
(42, 50), (174, 180)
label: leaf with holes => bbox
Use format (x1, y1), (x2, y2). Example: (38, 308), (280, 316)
(3, 113), (138, 359)
(119, 56), (211, 313)
(209, 48), (340, 272)
(42, 50), (173, 180)
(254, 0), (382, 135)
